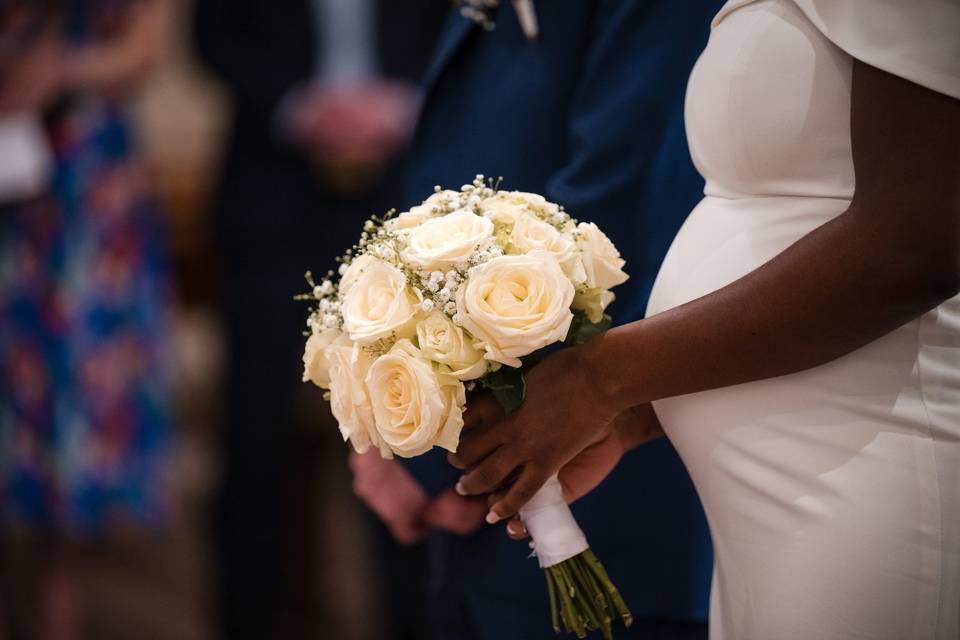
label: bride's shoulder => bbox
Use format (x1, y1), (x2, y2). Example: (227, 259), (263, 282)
(793, 0), (960, 100)
(713, 0), (960, 101)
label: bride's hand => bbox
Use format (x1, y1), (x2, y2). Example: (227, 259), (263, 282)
(450, 346), (646, 522)
(503, 404), (664, 540)
(557, 404), (664, 501)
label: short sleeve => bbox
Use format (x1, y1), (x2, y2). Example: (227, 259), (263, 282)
(790, 0), (960, 100)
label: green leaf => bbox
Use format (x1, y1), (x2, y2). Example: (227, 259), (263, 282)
(479, 367), (526, 414)
(567, 312), (613, 345)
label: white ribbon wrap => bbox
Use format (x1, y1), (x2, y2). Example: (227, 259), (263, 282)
(519, 475), (588, 568)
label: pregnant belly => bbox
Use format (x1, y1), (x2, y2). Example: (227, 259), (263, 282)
(644, 195), (958, 640)
(646, 194), (847, 317)
(644, 193), (928, 454)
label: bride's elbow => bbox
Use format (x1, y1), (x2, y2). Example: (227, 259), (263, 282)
(915, 239), (960, 302)
(881, 231), (960, 306)
(935, 264), (960, 298)
(929, 269), (960, 301)
(882, 204), (960, 303)
(931, 209), (960, 299)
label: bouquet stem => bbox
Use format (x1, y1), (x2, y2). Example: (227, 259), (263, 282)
(521, 477), (633, 639)
(544, 550), (633, 639)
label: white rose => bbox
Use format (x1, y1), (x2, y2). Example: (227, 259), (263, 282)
(338, 253), (378, 296)
(508, 213), (587, 284)
(342, 261), (419, 344)
(421, 189), (461, 211)
(506, 191), (562, 216)
(386, 190), (460, 231)
(326, 338), (387, 456)
(456, 251), (575, 367)
(366, 339), (466, 458)
(302, 327), (340, 388)
(387, 206), (432, 231)
(416, 312), (487, 380)
(479, 195), (527, 226)
(401, 209), (494, 271)
(480, 191), (566, 226)
(577, 222), (629, 291)
(572, 288), (616, 324)
(480, 191), (562, 226)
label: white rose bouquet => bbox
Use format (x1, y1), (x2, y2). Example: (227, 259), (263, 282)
(299, 176), (631, 639)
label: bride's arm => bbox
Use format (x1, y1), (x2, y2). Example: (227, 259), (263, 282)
(453, 60), (959, 522)
(594, 59), (959, 410)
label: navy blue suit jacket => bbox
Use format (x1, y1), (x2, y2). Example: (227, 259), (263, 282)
(402, 2), (722, 637)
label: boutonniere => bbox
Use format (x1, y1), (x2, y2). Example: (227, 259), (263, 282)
(457, 0), (539, 41)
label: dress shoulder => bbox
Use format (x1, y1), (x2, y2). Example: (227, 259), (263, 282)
(710, 0), (960, 99)
(789, 0), (960, 99)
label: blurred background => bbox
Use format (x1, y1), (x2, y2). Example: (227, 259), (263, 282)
(0, 0), (446, 638)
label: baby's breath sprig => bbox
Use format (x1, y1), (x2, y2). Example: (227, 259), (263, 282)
(458, 174), (499, 214)
(405, 266), (466, 319)
(296, 268), (343, 334)
(457, 0), (498, 31)
(362, 334), (398, 358)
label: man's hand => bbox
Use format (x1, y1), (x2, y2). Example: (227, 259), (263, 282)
(287, 80), (420, 171)
(403, 394), (507, 536)
(348, 448), (490, 543)
(349, 450), (430, 546)
(422, 488), (488, 536)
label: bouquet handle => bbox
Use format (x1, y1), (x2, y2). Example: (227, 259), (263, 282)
(521, 476), (633, 640)
(520, 476), (589, 567)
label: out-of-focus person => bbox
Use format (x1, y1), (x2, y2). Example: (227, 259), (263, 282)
(0, 0), (173, 639)
(191, 1), (447, 638)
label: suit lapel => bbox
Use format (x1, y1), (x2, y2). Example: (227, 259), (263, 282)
(420, 9), (480, 97)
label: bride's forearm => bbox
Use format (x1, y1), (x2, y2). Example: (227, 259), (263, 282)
(590, 204), (958, 412)
(591, 60), (960, 412)
(614, 404), (664, 451)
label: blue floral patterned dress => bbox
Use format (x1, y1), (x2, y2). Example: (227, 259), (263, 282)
(0, 0), (173, 536)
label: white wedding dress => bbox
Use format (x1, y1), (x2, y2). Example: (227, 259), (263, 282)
(646, 1), (960, 638)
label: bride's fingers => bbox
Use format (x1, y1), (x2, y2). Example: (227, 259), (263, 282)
(455, 446), (519, 496)
(486, 464), (552, 523)
(491, 495), (529, 540)
(483, 489), (530, 539)
(462, 393), (505, 432)
(448, 420), (509, 470)
(506, 516), (528, 540)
